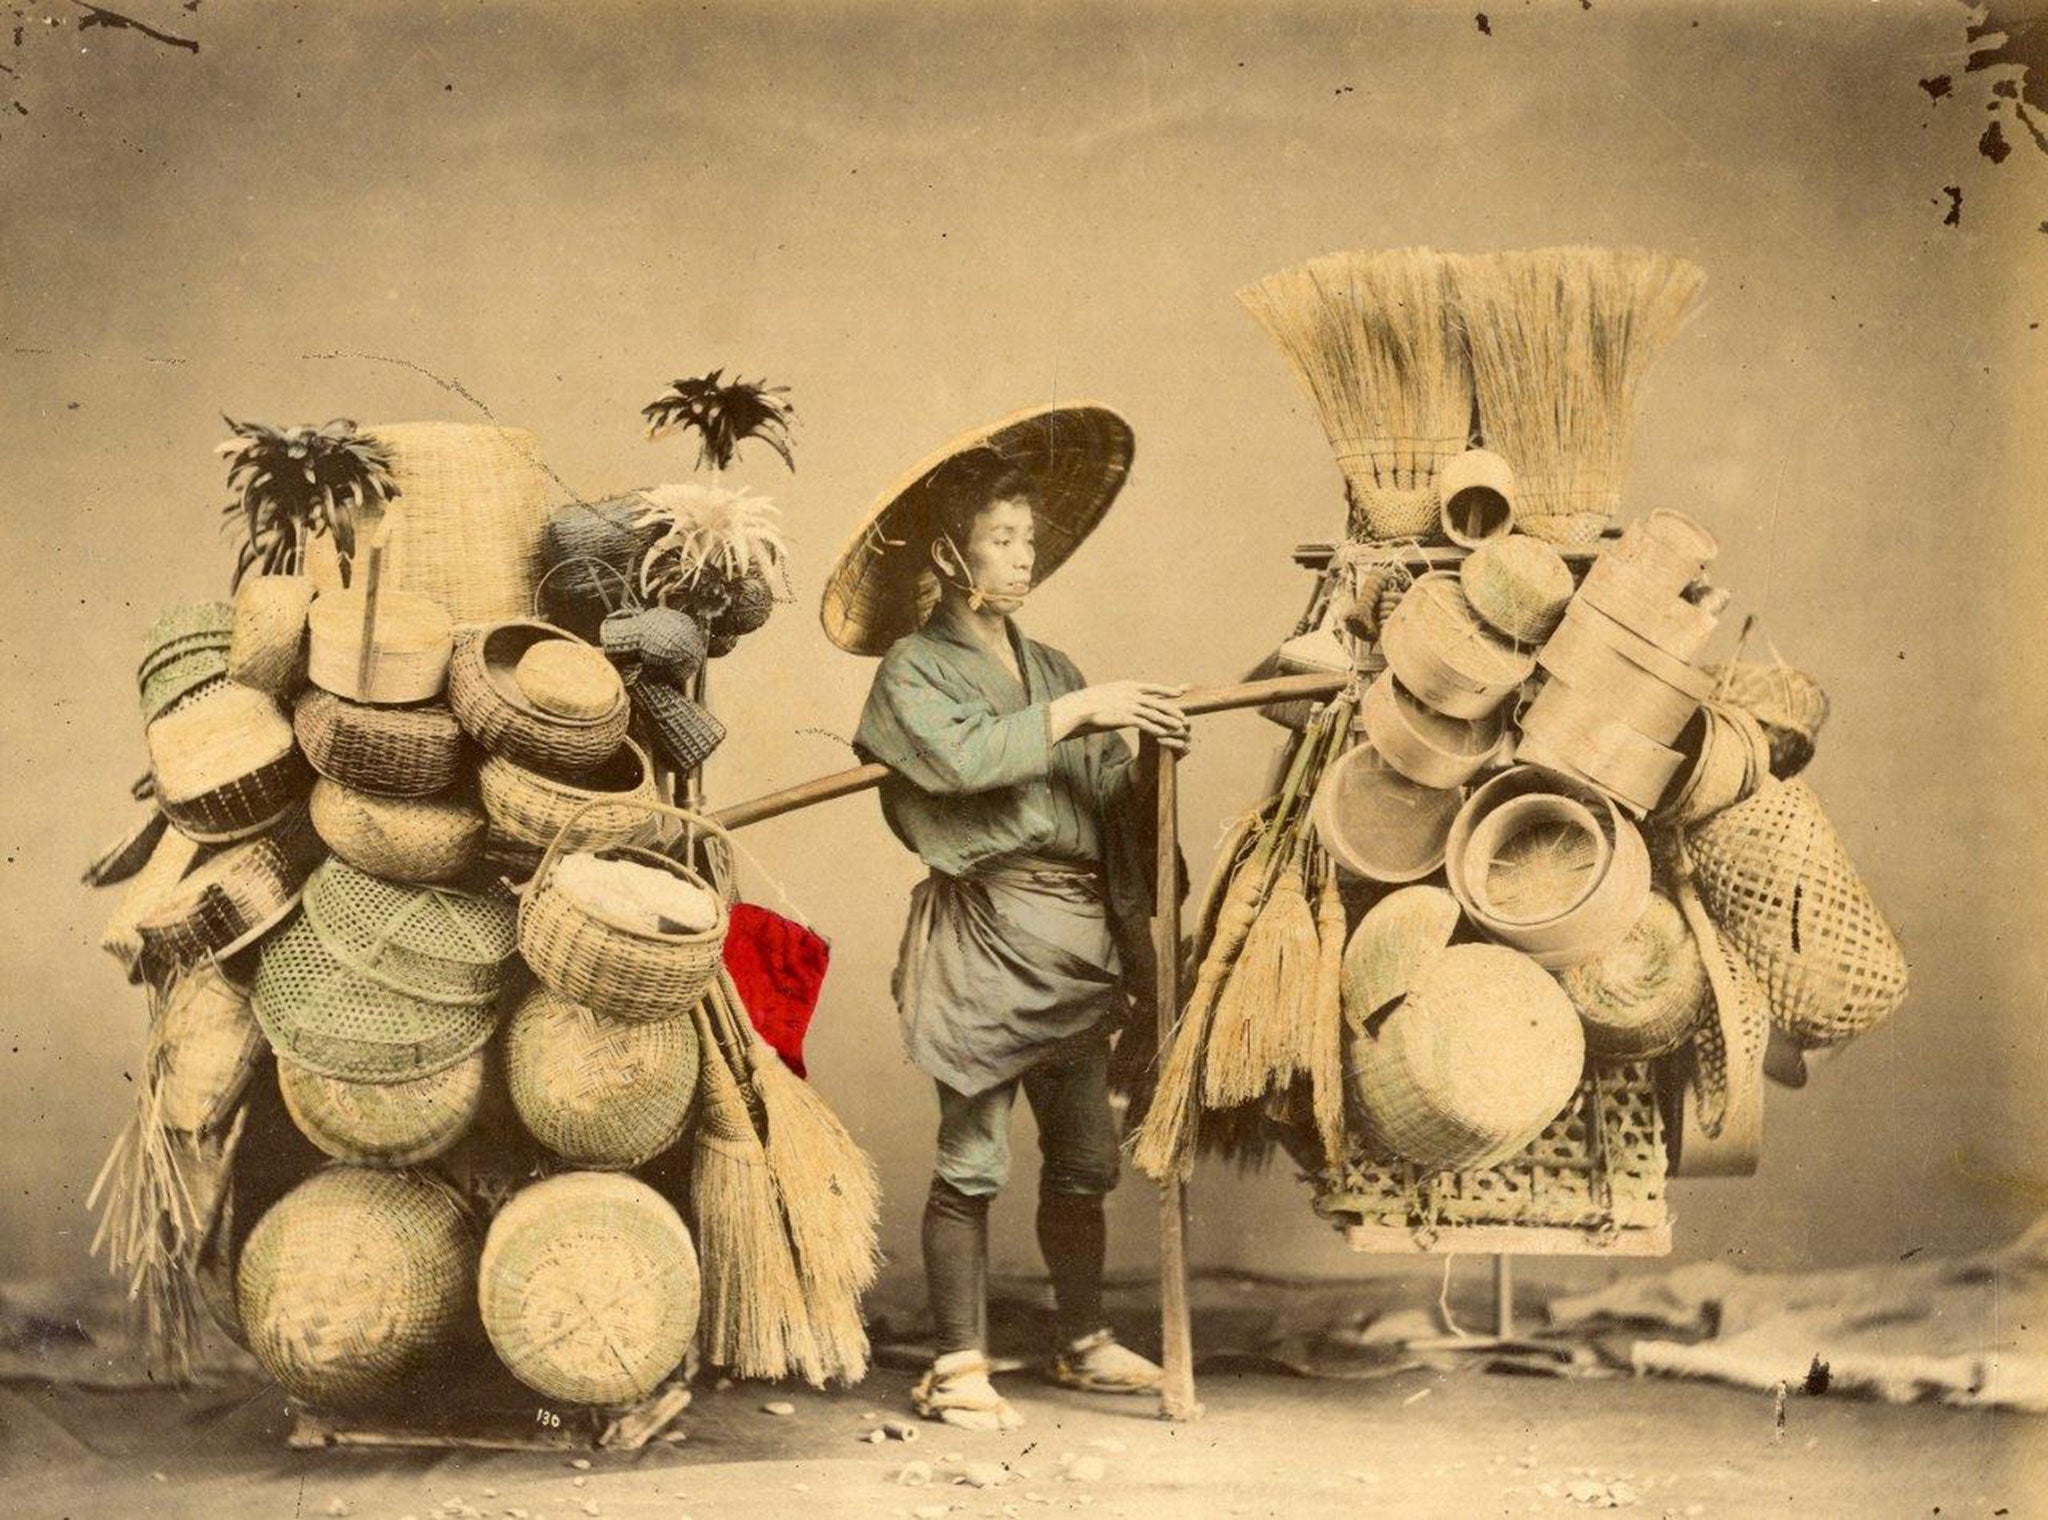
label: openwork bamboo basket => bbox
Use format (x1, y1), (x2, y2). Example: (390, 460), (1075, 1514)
(236, 1166), (475, 1410)
(293, 688), (466, 797)
(504, 984), (699, 1169)
(277, 1049), (486, 1167)
(448, 621), (630, 774)
(308, 778), (485, 885)
(138, 601), (234, 722)
(1318, 1060), (1667, 1242)
(299, 860), (518, 1004)
(630, 679), (727, 775)
(478, 1172), (701, 1407)
(518, 800), (731, 1024)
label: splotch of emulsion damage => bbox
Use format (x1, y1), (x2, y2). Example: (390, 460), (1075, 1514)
(1943, 184), (1964, 224)
(1919, 4), (2047, 225)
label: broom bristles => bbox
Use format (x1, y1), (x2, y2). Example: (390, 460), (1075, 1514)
(1201, 859), (1319, 1109)
(691, 1124), (821, 1382)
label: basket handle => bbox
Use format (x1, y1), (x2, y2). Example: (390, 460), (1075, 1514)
(533, 554), (639, 619)
(354, 530), (388, 697)
(531, 794), (737, 897)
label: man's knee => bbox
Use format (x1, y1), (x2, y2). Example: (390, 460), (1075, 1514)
(1040, 1144), (1119, 1197)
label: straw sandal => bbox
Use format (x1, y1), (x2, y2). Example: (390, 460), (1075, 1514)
(1048, 1329), (1164, 1395)
(910, 1352), (1025, 1432)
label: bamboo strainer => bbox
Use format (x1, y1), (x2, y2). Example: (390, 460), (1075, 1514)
(236, 1166), (475, 1410)
(504, 984), (699, 1170)
(519, 799), (732, 1024)
(479, 1172), (701, 1407)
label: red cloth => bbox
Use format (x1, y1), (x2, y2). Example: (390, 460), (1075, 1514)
(720, 902), (831, 1078)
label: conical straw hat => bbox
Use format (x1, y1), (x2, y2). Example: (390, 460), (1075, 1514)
(819, 403), (1135, 656)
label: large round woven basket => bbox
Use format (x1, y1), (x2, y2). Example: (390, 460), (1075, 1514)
(1349, 942), (1585, 1171)
(519, 801), (730, 1024)
(504, 985), (699, 1169)
(134, 817), (322, 979)
(309, 778), (486, 885)
(479, 1172), (701, 1407)
(448, 621), (629, 773)
(1557, 891), (1707, 1058)
(277, 1049), (486, 1166)
(1339, 884), (1461, 1025)
(299, 860), (518, 1003)
(236, 1166), (475, 1410)
(148, 682), (313, 844)
(294, 688), (466, 797)
(1685, 778), (1908, 1046)
(228, 574), (314, 699)
(478, 739), (659, 878)
(250, 914), (505, 1083)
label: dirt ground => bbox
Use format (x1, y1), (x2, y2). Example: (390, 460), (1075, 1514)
(3, 1358), (2039, 1520)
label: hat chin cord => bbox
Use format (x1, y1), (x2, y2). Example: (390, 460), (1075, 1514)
(935, 533), (1029, 616)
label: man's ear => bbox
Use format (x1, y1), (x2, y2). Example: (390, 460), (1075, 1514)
(930, 535), (962, 579)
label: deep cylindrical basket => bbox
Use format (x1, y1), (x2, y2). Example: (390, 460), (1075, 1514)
(236, 1166), (475, 1410)
(448, 621), (629, 774)
(277, 1049), (487, 1166)
(299, 859), (518, 1005)
(504, 984), (699, 1169)
(134, 819), (321, 978)
(518, 799), (730, 1023)
(1685, 779), (1909, 1045)
(478, 1172), (701, 1407)
(227, 574), (314, 699)
(1348, 942), (1586, 1171)
(1557, 891), (1708, 1058)
(309, 778), (486, 885)
(293, 687), (466, 798)
(306, 587), (456, 704)
(629, 679), (727, 775)
(477, 739), (660, 878)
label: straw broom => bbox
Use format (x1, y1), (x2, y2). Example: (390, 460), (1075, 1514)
(710, 969), (880, 1385)
(1239, 248), (1472, 542)
(1452, 247), (1705, 544)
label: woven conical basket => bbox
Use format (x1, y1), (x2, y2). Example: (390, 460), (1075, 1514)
(504, 985), (699, 1169)
(479, 1172), (701, 1407)
(236, 1166), (474, 1410)
(277, 1049), (486, 1167)
(1557, 891), (1707, 1058)
(1685, 779), (1908, 1045)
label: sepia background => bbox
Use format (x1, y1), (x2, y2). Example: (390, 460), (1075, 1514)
(3, 0), (2043, 1305)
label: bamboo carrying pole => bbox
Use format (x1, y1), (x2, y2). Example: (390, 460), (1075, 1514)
(708, 669), (1346, 1422)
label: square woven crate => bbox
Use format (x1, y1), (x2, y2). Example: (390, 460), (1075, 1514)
(1314, 1059), (1668, 1251)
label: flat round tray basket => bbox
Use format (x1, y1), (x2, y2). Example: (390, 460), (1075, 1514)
(251, 913), (503, 1082)
(134, 817), (321, 977)
(277, 1048), (486, 1167)
(478, 739), (660, 878)
(299, 858), (518, 1004)
(449, 621), (629, 774)
(293, 688), (466, 797)
(479, 1172), (700, 1407)
(504, 985), (699, 1169)
(309, 778), (486, 885)
(237, 1167), (475, 1411)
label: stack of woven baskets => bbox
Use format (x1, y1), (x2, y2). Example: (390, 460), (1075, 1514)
(88, 420), (849, 1421)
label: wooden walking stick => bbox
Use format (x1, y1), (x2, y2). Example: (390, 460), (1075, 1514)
(1148, 736), (1202, 1421)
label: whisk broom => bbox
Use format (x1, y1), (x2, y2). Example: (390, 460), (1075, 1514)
(1240, 248), (1472, 541)
(1453, 247), (1705, 544)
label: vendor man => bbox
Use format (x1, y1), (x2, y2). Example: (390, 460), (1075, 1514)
(821, 404), (1189, 1431)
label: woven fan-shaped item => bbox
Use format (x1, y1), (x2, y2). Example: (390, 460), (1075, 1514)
(1685, 779), (1908, 1045)
(479, 1172), (701, 1406)
(277, 1050), (485, 1166)
(236, 1166), (474, 1410)
(1557, 891), (1707, 1058)
(250, 914), (503, 1083)
(299, 859), (517, 1003)
(504, 985), (699, 1169)
(293, 688), (466, 798)
(309, 779), (485, 885)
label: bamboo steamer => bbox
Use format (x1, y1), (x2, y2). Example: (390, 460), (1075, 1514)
(1338, 884), (1461, 1025)
(1310, 740), (1464, 884)
(1349, 942), (1585, 1171)
(307, 588), (456, 704)
(479, 1173), (701, 1406)
(503, 985), (699, 1169)
(1536, 606), (1707, 744)
(1516, 675), (1687, 813)
(277, 1049), (487, 1167)
(1380, 572), (1533, 719)
(1558, 891), (1708, 1058)
(1574, 556), (1719, 662)
(1459, 792), (1610, 925)
(1356, 670), (1504, 790)
(1550, 599), (1716, 699)
(236, 1167), (474, 1410)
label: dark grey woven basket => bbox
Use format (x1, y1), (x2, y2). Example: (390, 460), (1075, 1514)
(630, 680), (725, 774)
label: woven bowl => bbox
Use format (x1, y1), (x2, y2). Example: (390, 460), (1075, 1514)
(1558, 891), (1708, 1058)
(504, 984), (699, 1169)
(1339, 884), (1461, 1027)
(309, 778), (486, 885)
(479, 1172), (701, 1407)
(237, 1167), (474, 1410)
(449, 621), (629, 774)
(228, 574), (314, 699)
(277, 1049), (487, 1167)
(307, 587), (456, 705)
(1460, 536), (1573, 645)
(1310, 740), (1464, 884)
(1380, 572), (1533, 719)
(299, 859), (518, 1005)
(478, 739), (660, 879)
(134, 819), (321, 978)
(293, 687), (466, 798)
(1349, 942), (1585, 1171)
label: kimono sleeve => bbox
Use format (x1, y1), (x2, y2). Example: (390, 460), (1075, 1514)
(854, 644), (1054, 796)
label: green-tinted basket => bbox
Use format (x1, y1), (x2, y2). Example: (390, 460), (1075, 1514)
(299, 859), (518, 1003)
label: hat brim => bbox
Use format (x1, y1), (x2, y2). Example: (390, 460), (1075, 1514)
(820, 403), (1135, 656)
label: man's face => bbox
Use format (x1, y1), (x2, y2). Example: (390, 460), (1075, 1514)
(956, 497), (1037, 611)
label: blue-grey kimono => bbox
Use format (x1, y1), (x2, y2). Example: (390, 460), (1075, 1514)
(853, 602), (1153, 1096)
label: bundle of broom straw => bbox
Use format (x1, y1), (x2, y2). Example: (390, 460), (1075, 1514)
(1131, 694), (1354, 1183)
(1239, 248), (1472, 543)
(1452, 247), (1706, 544)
